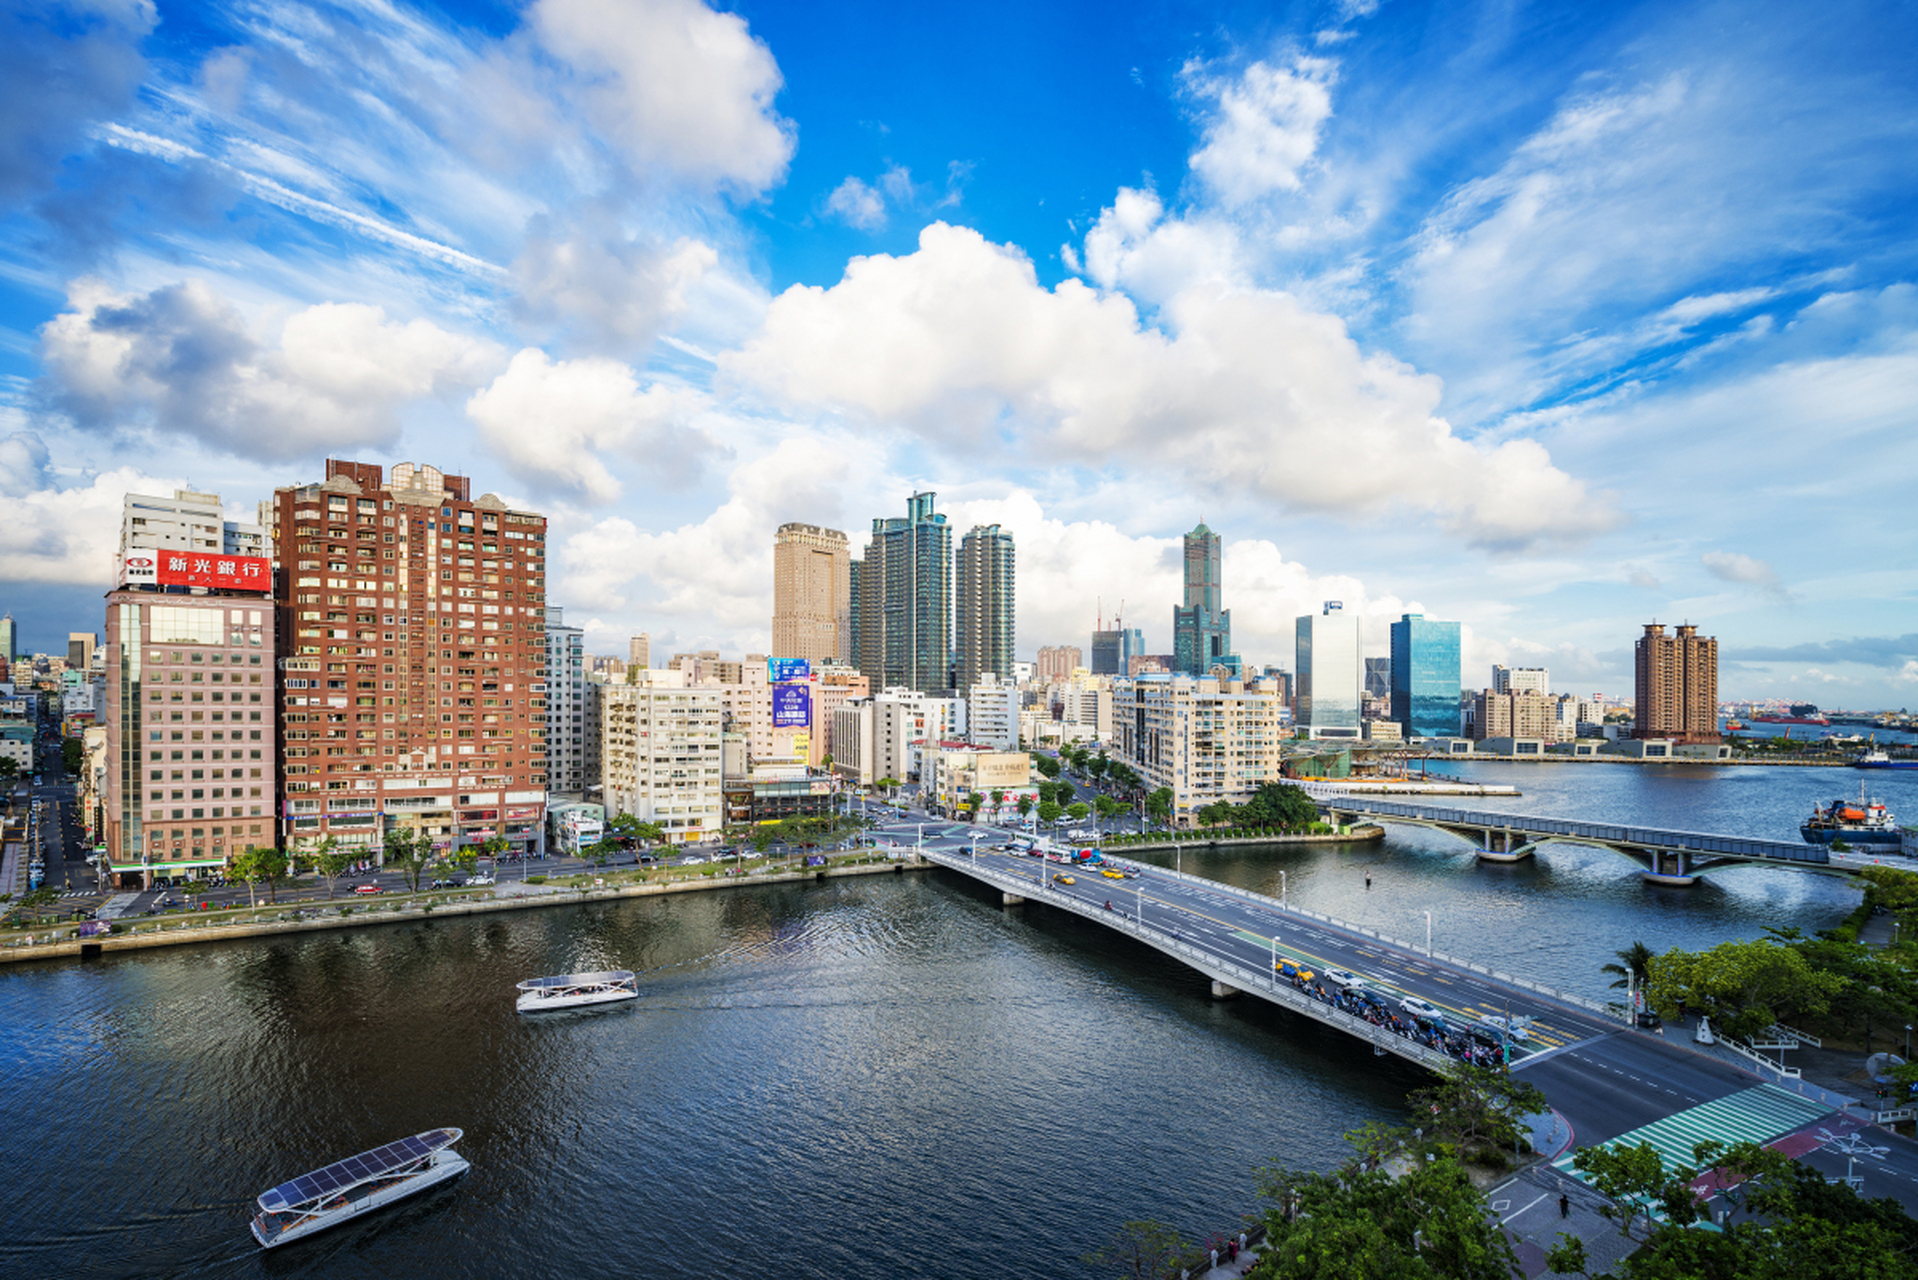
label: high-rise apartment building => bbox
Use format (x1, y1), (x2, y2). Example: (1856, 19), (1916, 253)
(857, 493), (951, 695)
(772, 523), (852, 666)
(1467, 689), (1560, 742)
(1492, 665), (1549, 695)
(1173, 521), (1238, 676)
(270, 460), (548, 858)
(0, 614), (16, 663)
(629, 633), (650, 670)
(1296, 602), (1361, 737)
(1113, 675), (1286, 825)
(956, 523), (1015, 694)
(545, 607), (588, 796)
(1035, 645), (1082, 683)
(600, 668), (723, 841)
(69, 633), (97, 672)
(1634, 623), (1719, 743)
(1389, 614), (1462, 739)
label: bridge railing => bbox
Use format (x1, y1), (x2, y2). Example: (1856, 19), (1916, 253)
(923, 849), (1473, 1073)
(1105, 852), (1617, 1019)
(1320, 799), (1827, 865)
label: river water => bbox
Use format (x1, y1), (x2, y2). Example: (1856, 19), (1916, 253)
(0, 763), (1902, 1279)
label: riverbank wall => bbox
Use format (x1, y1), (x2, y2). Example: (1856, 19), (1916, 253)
(0, 857), (927, 966)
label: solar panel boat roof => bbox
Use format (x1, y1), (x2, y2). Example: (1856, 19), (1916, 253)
(517, 970), (636, 990)
(258, 1128), (462, 1212)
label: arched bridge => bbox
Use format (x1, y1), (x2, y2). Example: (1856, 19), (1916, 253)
(1318, 798), (1830, 885)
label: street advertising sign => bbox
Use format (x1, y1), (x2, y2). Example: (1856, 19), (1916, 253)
(768, 657), (810, 683)
(125, 552), (272, 593)
(772, 682), (811, 728)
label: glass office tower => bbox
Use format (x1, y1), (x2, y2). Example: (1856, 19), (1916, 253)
(1296, 602), (1361, 736)
(1389, 612), (1462, 739)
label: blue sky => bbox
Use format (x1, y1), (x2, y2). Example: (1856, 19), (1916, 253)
(1, 0), (1915, 707)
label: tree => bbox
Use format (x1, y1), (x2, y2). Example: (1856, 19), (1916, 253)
(1602, 941), (1656, 990)
(1195, 801), (1235, 828)
(1406, 1062), (1547, 1166)
(1017, 795), (1034, 821)
(1037, 801), (1064, 825)
(1082, 1219), (1188, 1280)
(1569, 1141), (1690, 1243)
(230, 846), (267, 910)
(1254, 1153), (1521, 1280)
(384, 827), (431, 894)
(1087, 751), (1110, 782)
(1146, 787), (1173, 823)
(1034, 754), (1061, 779)
(1067, 801), (1090, 825)
(1238, 782), (1319, 829)
(308, 836), (352, 900)
(965, 793), (984, 821)
(874, 775), (901, 800)
(1646, 938), (1846, 1040)
(1095, 795), (1124, 831)
(255, 845), (290, 904)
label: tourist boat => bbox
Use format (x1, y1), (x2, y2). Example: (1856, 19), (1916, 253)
(250, 1128), (468, 1248)
(1800, 784), (1901, 848)
(515, 969), (639, 1013)
(1854, 749), (1918, 771)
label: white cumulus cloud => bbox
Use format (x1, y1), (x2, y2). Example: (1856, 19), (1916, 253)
(823, 176), (887, 230)
(37, 279), (500, 460)
(724, 222), (1617, 550)
(526, 0), (794, 195)
(466, 348), (721, 504)
(1184, 54), (1336, 205)
(1700, 550), (1779, 587)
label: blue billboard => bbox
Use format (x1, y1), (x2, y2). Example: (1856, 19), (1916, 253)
(769, 657), (810, 683)
(772, 683), (811, 728)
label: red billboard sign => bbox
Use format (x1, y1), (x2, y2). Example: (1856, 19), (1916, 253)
(124, 552), (271, 593)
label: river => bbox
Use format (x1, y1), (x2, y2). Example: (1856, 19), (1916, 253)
(0, 762), (1897, 1278)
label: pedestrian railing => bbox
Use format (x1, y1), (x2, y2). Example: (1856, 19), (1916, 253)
(1717, 1034), (1802, 1080)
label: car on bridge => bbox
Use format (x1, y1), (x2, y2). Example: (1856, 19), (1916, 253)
(1477, 1014), (1531, 1041)
(1055, 874), (1075, 885)
(1100, 868), (1124, 879)
(354, 883), (384, 895)
(1400, 996), (1444, 1022)
(1322, 967), (1367, 990)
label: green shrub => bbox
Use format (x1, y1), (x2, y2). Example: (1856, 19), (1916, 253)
(526, 874), (546, 884)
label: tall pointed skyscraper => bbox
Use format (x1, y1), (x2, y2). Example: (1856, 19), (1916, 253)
(957, 524), (1015, 693)
(1173, 521), (1238, 676)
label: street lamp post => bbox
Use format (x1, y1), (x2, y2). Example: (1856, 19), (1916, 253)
(1271, 933), (1278, 979)
(1424, 910), (1433, 958)
(970, 832), (983, 862)
(1278, 869), (1287, 911)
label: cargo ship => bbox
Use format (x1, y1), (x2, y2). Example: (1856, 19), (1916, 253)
(1754, 712), (1833, 727)
(1801, 784), (1901, 848)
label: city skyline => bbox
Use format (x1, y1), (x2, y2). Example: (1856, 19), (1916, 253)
(0, 1), (1913, 706)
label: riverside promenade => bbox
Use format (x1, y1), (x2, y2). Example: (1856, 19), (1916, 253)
(0, 854), (922, 964)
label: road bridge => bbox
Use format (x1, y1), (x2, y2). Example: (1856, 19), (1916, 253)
(917, 842), (1620, 1072)
(1315, 797), (1830, 885)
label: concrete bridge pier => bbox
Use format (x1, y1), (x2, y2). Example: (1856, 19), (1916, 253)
(1211, 980), (1240, 999)
(1641, 848), (1697, 886)
(1002, 891), (1025, 905)
(1475, 829), (1536, 864)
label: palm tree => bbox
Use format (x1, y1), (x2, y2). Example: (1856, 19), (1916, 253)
(1601, 941), (1655, 990)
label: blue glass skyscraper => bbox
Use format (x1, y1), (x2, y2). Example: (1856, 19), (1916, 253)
(1389, 613), (1462, 739)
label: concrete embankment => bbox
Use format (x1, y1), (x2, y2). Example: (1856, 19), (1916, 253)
(1108, 824), (1385, 853)
(0, 858), (926, 966)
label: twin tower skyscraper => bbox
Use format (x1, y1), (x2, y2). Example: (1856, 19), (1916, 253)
(772, 494), (1014, 697)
